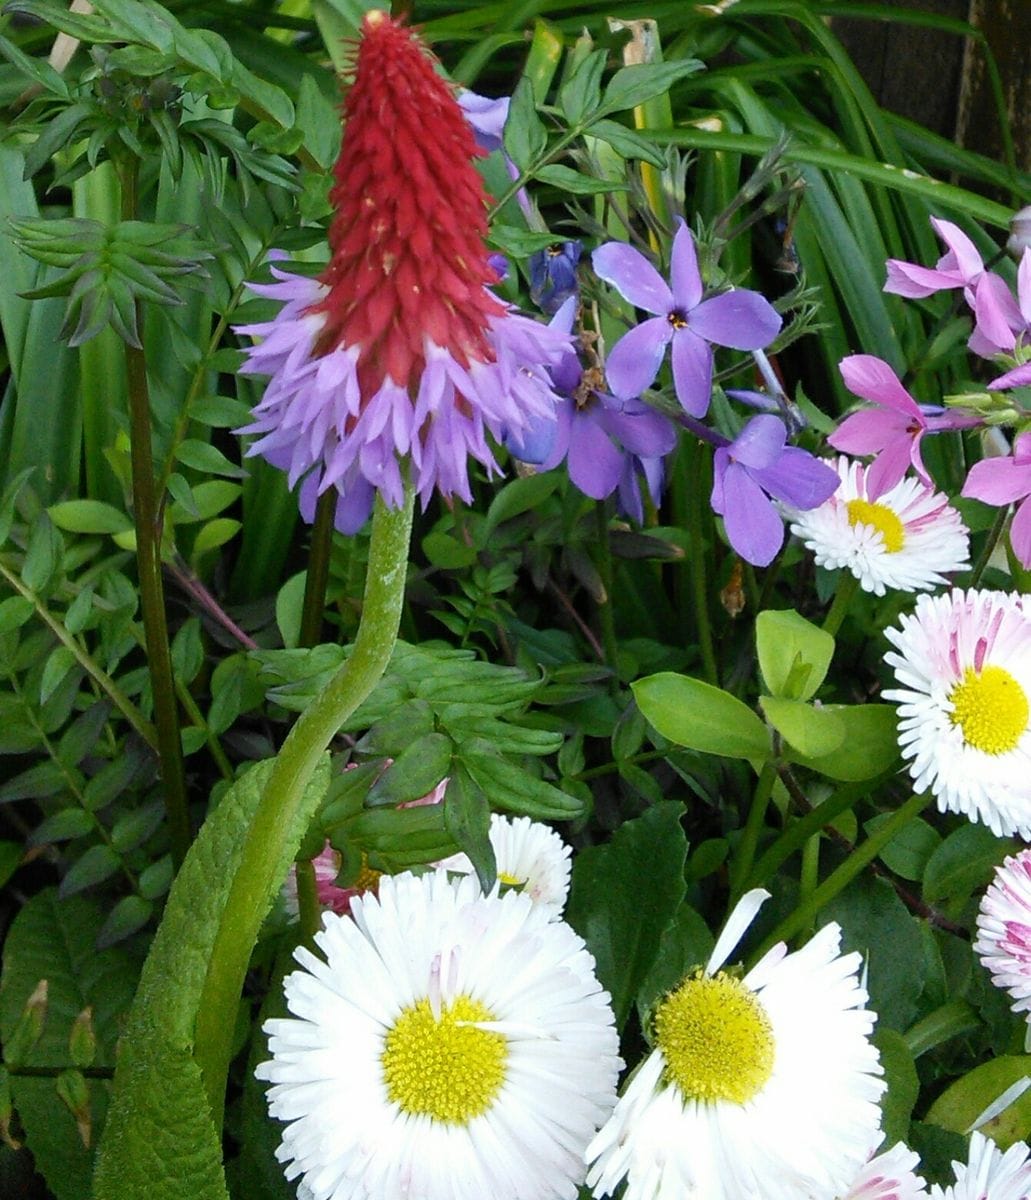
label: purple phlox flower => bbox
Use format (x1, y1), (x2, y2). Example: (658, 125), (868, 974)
(505, 297), (677, 516)
(591, 220), (782, 418)
(710, 414), (840, 567)
(828, 354), (979, 500)
(457, 91), (510, 153)
(962, 430), (1031, 567)
(529, 241), (582, 315)
(885, 217), (1025, 358)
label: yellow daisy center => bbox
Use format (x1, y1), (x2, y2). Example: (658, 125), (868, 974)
(654, 970), (775, 1105)
(949, 664), (1029, 755)
(497, 871), (525, 887)
(381, 994), (507, 1124)
(353, 858), (382, 893)
(846, 498), (905, 552)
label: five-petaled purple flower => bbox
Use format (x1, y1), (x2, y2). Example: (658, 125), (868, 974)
(592, 221), (782, 418)
(828, 355), (979, 499)
(885, 217), (1025, 358)
(506, 299), (677, 521)
(962, 431), (1031, 567)
(710, 414), (840, 567)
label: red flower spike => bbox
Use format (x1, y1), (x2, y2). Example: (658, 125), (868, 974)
(312, 11), (504, 393)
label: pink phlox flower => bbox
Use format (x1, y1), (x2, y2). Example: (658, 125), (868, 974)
(988, 250), (1031, 388)
(885, 218), (1025, 357)
(962, 430), (1031, 567)
(829, 355), (978, 499)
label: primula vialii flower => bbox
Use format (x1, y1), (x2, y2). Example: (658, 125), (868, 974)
(236, 13), (568, 532)
(585, 889), (885, 1200)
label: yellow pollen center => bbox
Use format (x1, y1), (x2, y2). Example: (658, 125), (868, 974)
(949, 664), (1029, 754)
(846, 498), (905, 552)
(654, 971), (775, 1105)
(353, 860), (382, 893)
(497, 871), (525, 888)
(381, 994), (507, 1124)
(668, 310), (688, 330)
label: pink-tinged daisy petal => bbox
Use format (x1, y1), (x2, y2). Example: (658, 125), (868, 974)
(568, 413), (625, 500)
(972, 272), (1022, 353)
(989, 362), (1031, 391)
(1010, 497), (1031, 569)
(690, 291), (782, 350)
(729, 414), (787, 470)
(829, 409), (907, 456)
(670, 327), (714, 416)
(839, 355), (922, 417)
(884, 259), (963, 298)
(931, 216), (985, 279)
(669, 220), (703, 311)
(866, 439), (917, 500)
(604, 316), (671, 399)
(962, 457), (1031, 506)
(592, 242), (672, 315)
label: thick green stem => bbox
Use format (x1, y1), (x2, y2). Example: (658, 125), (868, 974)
(299, 489), (338, 648)
(194, 489), (414, 1127)
(751, 790), (933, 959)
(294, 859), (322, 946)
(119, 157), (190, 870)
(821, 570), (859, 638)
(729, 760), (777, 902)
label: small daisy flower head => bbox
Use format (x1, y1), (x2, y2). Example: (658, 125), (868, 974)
(585, 890), (885, 1200)
(841, 1143), (928, 1200)
(883, 589), (1031, 838)
(258, 870), (622, 1200)
(236, 12), (568, 532)
(788, 457), (970, 596)
(436, 813), (573, 917)
(929, 1132), (1031, 1200)
(975, 849), (1031, 1017)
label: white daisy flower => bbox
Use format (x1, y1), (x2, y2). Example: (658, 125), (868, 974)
(258, 870), (622, 1200)
(841, 1143), (927, 1200)
(788, 457), (969, 595)
(929, 1132), (1031, 1200)
(975, 849), (1031, 1018)
(883, 589), (1031, 838)
(585, 889), (885, 1200)
(436, 814), (572, 917)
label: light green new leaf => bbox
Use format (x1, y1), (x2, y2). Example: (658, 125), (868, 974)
(632, 672), (770, 762)
(785, 704), (899, 780)
(760, 696), (845, 758)
(927, 1057), (1031, 1149)
(756, 609), (835, 700)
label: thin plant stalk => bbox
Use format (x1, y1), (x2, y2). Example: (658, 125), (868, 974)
(729, 759), (777, 902)
(119, 156), (190, 869)
(821, 570), (859, 637)
(593, 501), (619, 675)
(298, 489), (339, 648)
(194, 488), (414, 1127)
(686, 438), (718, 684)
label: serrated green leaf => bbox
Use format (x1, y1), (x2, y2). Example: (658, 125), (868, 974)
(533, 164), (624, 194)
(632, 672), (770, 761)
(559, 48), (607, 126)
(94, 758), (330, 1200)
(566, 802), (687, 1029)
(587, 119), (667, 167)
(442, 766), (494, 892)
(503, 76), (547, 172)
(59, 845), (120, 898)
(597, 59), (704, 118)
